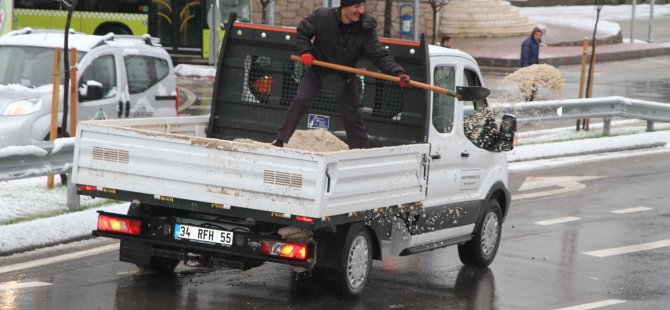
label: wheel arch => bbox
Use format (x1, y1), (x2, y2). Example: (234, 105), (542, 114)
(94, 22), (132, 35)
(486, 181), (511, 220)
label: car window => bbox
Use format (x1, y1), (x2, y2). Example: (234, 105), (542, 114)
(432, 65), (455, 134)
(124, 55), (170, 94)
(79, 55), (117, 102)
(463, 69), (496, 149)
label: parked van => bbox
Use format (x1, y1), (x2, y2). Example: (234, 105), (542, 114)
(0, 28), (177, 147)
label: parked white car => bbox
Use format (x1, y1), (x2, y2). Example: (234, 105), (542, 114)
(0, 28), (178, 147)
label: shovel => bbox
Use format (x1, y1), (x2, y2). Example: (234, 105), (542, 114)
(289, 55), (490, 101)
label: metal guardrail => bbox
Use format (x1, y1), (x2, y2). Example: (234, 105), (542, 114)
(0, 138), (80, 211)
(0, 96), (667, 213)
(492, 96), (670, 135)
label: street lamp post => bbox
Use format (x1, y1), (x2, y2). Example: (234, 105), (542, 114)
(648, 0), (655, 43)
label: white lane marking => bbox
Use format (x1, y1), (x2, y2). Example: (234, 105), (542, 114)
(554, 299), (626, 310)
(514, 176), (602, 200)
(0, 281), (53, 291)
(0, 243), (119, 275)
(610, 207), (652, 214)
(583, 239), (670, 257)
(535, 217), (581, 225)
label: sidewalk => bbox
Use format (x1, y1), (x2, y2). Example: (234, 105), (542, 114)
(454, 5), (670, 68)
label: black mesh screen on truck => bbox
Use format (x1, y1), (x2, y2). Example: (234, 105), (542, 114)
(208, 22), (429, 147)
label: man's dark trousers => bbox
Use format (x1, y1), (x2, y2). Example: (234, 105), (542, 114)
(276, 69), (369, 149)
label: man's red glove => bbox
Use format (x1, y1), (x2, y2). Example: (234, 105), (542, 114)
(301, 53), (314, 67)
(398, 74), (411, 88)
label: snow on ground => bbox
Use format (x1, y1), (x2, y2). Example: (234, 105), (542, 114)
(520, 4), (670, 21)
(520, 4), (670, 39)
(0, 177), (116, 224)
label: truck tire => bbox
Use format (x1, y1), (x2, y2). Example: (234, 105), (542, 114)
(333, 225), (373, 299)
(458, 200), (502, 267)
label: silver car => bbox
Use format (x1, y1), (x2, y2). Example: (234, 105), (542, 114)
(0, 29), (178, 147)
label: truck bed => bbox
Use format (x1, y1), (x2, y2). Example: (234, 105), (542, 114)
(73, 116), (429, 219)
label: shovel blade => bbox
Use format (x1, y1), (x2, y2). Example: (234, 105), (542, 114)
(456, 86), (490, 101)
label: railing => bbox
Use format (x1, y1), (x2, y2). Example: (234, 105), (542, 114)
(492, 96), (670, 135)
(0, 138), (80, 211)
(1, 96), (667, 213)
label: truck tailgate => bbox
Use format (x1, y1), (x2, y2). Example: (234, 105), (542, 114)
(73, 117), (429, 219)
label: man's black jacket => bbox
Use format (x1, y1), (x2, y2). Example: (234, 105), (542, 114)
(296, 7), (405, 78)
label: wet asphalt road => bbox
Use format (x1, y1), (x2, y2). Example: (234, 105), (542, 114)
(1, 150), (669, 309)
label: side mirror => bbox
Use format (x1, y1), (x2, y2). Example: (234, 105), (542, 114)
(498, 114), (517, 151)
(79, 80), (104, 101)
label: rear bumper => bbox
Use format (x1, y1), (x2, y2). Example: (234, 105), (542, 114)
(93, 211), (317, 270)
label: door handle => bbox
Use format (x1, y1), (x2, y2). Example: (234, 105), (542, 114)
(430, 154), (441, 160)
(461, 150), (470, 158)
(117, 100), (123, 118)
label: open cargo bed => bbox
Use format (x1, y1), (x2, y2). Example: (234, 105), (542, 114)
(73, 116), (429, 220)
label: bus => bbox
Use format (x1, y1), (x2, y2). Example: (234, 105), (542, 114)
(12, 0), (251, 59)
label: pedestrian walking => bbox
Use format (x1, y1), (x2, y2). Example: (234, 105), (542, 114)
(520, 27), (543, 67)
(272, 0), (410, 149)
(520, 27), (543, 101)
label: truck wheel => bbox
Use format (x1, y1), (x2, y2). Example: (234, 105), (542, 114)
(333, 225), (373, 299)
(458, 200), (502, 267)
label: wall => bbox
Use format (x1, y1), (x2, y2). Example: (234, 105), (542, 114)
(254, 0), (439, 42)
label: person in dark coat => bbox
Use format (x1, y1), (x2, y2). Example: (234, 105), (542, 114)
(520, 27), (543, 67)
(272, 0), (410, 149)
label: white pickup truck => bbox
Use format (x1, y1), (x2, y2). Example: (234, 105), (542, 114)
(73, 18), (516, 299)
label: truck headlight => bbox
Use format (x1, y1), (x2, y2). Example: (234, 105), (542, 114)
(2, 98), (43, 116)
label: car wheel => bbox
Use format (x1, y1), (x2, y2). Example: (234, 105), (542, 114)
(333, 225), (373, 299)
(458, 200), (502, 267)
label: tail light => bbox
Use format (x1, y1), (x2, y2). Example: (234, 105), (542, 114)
(175, 85), (180, 116)
(79, 185), (96, 191)
(98, 214), (142, 236)
(261, 240), (307, 260)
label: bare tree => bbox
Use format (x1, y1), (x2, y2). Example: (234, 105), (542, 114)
(429, 0), (449, 44)
(383, 0), (393, 37)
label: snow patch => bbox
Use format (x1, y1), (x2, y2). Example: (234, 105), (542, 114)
(0, 145), (48, 158)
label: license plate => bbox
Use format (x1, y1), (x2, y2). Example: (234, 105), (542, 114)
(174, 223), (233, 246)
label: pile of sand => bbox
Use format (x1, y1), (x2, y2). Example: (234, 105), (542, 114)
(501, 64), (564, 102)
(235, 129), (349, 152)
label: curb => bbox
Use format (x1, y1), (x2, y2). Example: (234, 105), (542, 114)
(473, 45), (670, 68)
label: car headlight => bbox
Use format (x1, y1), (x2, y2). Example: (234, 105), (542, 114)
(2, 98), (43, 116)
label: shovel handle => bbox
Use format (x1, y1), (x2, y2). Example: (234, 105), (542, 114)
(289, 55), (460, 98)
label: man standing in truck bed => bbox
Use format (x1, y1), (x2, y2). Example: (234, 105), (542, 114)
(272, 0), (411, 149)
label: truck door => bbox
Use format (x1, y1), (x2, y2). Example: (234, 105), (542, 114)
(425, 64), (464, 207)
(77, 53), (122, 120)
(149, 0), (204, 55)
(425, 63), (495, 224)
(458, 67), (497, 199)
